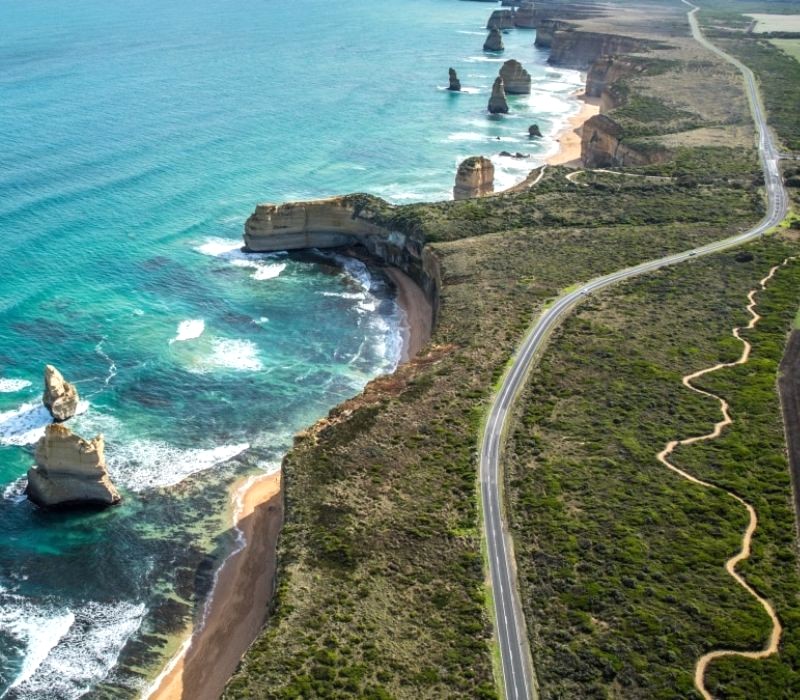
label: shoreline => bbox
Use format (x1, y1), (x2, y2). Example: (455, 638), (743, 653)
(545, 91), (600, 167)
(145, 264), (430, 700)
(146, 471), (282, 700)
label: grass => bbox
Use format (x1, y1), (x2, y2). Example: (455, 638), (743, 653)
(771, 38), (800, 61)
(506, 235), (800, 698)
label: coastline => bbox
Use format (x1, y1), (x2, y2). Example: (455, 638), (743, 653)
(145, 266), (430, 700)
(545, 92), (600, 167)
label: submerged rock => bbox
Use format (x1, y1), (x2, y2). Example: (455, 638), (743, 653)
(529, 123), (543, 138)
(453, 156), (495, 201)
(26, 424), (121, 509)
(483, 28), (504, 52)
(42, 364), (79, 421)
(488, 77), (509, 114)
(499, 59), (531, 94)
(448, 67), (461, 91)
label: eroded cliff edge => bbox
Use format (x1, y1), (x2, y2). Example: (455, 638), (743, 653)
(244, 195), (442, 327)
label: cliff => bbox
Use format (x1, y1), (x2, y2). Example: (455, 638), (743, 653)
(586, 55), (648, 100)
(581, 114), (668, 167)
(487, 10), (515, 30)
(26, 424), (121, 508)
(514, 2), (536, 28)
(549, 31), (651, 69)
(244, 196), (441, 322)
(534, 20), (571, 48)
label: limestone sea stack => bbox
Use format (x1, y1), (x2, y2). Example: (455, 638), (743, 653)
(487, 10), (515, 30)
(499, 59), (531, 94)
(483, 28), (504, 52)
(453, 156), (495, 201)
(488, 77), (509, 114)
(42, 364), (80, 422)
(448, 68), (461, 91)
(514, 1), (536, 28)
(529, 124), (543, 138)
(26, 424), (121, 509)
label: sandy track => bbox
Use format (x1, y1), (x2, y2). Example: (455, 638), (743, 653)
(656, 259), (792, 699)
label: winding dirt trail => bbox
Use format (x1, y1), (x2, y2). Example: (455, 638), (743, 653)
(656, 259), (793, 699)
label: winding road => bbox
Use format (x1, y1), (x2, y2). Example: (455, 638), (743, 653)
(478, 4), (789, 699)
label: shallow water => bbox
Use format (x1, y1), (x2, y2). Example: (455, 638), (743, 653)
(0, 0), (582, 695)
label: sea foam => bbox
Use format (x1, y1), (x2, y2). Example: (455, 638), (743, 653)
(0, 379), (31, 393)
(0, 400), (89, 446)
(107, 441), (250, 491)
(195, 237), (287, 281)
(170, 319), (205, 344)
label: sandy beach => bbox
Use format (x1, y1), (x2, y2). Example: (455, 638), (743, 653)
(147, 471), (282, 700)
(546, 93), (601, 166)
(385, 267), (434, 362)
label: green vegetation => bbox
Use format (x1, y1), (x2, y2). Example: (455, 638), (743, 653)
(222, 3), (800, 698)
(507, 237), (800, 698)
(771, 38), (800, 60)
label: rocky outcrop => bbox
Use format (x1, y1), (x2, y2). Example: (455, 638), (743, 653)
(514, 1), (536, 28)
(534, 19), (571, 48)
(487, 10), (515, 30)
(529, 124), (543, 138)
(499, 59), (531, 94)
(586, 55), (647, 99)
(549, 31), (651, 69)
(488, 77), (509, 114)
(42, 365), (79, 422)
(244, 196), (441, 322)
(453, 157), (495, 200)
(26, 424), (121, 509)
(581, 114), (668, 167)
(448, 68), (461, 92)
(483, 28), (504, 52)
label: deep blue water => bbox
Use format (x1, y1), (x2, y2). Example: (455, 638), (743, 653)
(0, 0), (582, 695)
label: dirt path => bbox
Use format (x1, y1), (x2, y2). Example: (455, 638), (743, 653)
(656, 259), (792, 699)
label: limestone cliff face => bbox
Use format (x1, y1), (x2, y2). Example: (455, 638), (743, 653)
(42, 365), (79, 422)
(581, 114), (667, 167)
(549, 31), (649, 69)
(534, 19), (571, 48)
(26, 424), (121, 508)
(499, 60), (531, 94)
(586, 56), (646, 99)
(244, 196), (441, 321)
(453, 156), (495, 201)
(483, 28), (504, 52)
(513, 2), (536, 28)
(488, 77), (509, 114)
(487, 10), (515, 30)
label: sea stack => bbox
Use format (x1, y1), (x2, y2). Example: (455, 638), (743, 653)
(488, 77), (509, 114)
(448, 68), (461, 91)
(453, 156), (495, 201)
(483, 28), (504, 52)
(26, 424), (121, 509)
(499, 60), (531, 94)
(529, 124), (543, 138)
(487, 10), (515, 30)
(42, 364), (80, 422)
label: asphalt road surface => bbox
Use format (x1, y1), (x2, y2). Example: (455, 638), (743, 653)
(479, 4), (789, 698)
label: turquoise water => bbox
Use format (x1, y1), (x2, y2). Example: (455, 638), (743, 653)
(0, 0), (582, 695)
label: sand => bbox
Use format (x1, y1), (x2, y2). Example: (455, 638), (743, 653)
(385, 267), (434, 362)
(546, 93), (601, 167)
(146, 471), (282, 700)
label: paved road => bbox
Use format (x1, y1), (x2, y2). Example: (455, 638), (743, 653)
(479, 4), (789, 699)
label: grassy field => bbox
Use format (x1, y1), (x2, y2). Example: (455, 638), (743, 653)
(771, 38), (800, 61)
(507, 235), (800, 698)
(220, 2), (793, 698)
(746, 12), (800, 32)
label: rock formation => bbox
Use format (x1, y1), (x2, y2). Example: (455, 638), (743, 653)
(514, 1), (536, 28)
(499, 59), (531, 94)
(42, 364), (80, 422)
(529, 124), (543, 138)
(548, 31), (652, 69)
(26, 424), (121, 509)
(487, 10), (515, 30)
(453, 157), (495, 201)
(483, 28), (504, 52)
(448, 68), (461, 92)
(488, 77), (509, 114)
(581, 114), (667, 167)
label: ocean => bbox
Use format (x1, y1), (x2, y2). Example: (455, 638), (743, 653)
(0, 0), (582, 696)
